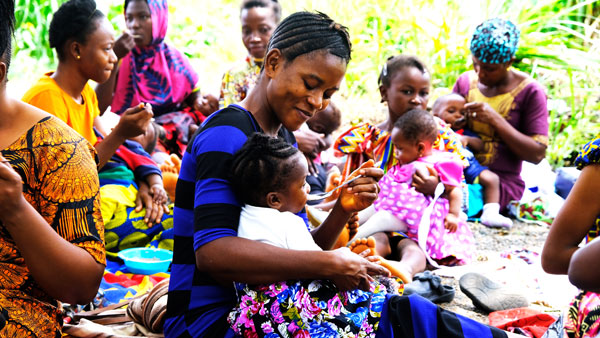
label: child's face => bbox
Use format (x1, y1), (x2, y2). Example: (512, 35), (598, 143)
(306, 105), (341, 151)
(391, 128), (421, 165)
(241, 7), (278, 60)
(307, 105), (341, 136)
(381, 67), (430, 124)
(277, 153), (310, 214)
(433, 95), (466, 130)
(130, 122), (156, 152)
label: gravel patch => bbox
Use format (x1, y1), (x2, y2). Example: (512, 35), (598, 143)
(433, 220), (556, 324)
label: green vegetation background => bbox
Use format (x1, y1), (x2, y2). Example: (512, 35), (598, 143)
(11, 0), (600, 168)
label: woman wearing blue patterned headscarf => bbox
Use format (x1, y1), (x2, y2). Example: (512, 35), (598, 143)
(452, 18), (549, 220)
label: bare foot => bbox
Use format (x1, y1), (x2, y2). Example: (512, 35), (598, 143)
(349, 237), (377, 256)
(160, 158), (179, 202)
(349, 237), (413, 283)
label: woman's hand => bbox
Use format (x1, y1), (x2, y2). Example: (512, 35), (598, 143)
(294, 129), (326, 159)
(464, 101), (501, 126)
(329, 247), (390, 291)
(113, 103), (154, 140)
(0, 156), (26, 222)
(113, 31), (136, 60)
(412, 165), (439, 196)
(135, 181), (169, 226)
(338, 160), (384, 213)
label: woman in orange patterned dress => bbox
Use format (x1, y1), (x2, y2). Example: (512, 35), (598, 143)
(0, 1), (105, 336)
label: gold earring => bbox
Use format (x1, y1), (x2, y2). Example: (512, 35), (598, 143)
(76, 55), (81, 60)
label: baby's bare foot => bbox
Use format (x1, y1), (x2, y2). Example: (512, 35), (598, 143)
(348, 237), (377, 256)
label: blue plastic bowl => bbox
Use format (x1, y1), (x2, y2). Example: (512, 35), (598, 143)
(118, 248), (173, 275)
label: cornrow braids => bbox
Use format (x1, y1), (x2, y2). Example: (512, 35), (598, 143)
(393, 108), (437, 145)
(378, 55), (428, 88)
(230, 133), (299, 206)
(470, 18), (519, 64)
(0, 0), (15, 70)
(266, 11), (351, 65)
(241, 0), (282, 23)
(49, 0), (106, 61)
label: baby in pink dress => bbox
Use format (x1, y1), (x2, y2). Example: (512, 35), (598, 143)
(356, 109), (475, 265)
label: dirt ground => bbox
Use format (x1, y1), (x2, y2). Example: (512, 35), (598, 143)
(430, 220), (577, 324)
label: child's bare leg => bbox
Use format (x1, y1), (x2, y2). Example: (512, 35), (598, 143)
(478, 169), (513, 228)
(353, 210), (408, 239)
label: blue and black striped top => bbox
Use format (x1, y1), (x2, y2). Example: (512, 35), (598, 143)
(164, 105), (296, 337)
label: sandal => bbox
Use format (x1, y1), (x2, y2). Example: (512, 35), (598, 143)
(403, 271), (455, 303)
(459, 272), (528, 313)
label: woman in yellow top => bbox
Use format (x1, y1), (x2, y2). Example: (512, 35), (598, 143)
(22, 0), (153, 169)
(0, 0), (105, 335)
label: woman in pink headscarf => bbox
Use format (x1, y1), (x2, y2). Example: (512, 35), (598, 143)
(96, 0), (218, 157)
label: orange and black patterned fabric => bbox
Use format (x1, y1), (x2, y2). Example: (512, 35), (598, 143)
(0, 116), (105, 337)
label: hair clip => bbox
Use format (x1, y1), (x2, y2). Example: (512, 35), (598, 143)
(382, 63), (388, 77)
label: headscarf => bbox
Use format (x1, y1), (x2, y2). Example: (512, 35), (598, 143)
(111, 0), (199, 116)
(470, 18), (520, 64)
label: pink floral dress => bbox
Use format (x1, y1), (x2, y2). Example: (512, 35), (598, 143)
(227, 279), (392, 337)
(373, 151), (475, 265)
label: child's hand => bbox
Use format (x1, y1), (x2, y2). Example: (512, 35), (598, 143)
(444, 213), (459, 233)
(135, 181), (169, 226)
(114, 103), (153, 140)
(149, 183), (169, 207)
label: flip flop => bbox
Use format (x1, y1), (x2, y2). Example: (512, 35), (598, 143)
(459, 272), (528, 313)
(403, 271), (455, 304)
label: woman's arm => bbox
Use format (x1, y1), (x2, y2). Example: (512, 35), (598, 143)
(569, 238), (600, 292)
(541, 164), (600, 274)
(196, 236), (388, 292)
(464, 101), (546, 164)
(0, 155), (104, 305)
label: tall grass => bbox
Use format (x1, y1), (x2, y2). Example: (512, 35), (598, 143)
(11, 0), (600, 168)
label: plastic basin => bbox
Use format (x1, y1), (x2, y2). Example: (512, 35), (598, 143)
(117, 248), (173, 275)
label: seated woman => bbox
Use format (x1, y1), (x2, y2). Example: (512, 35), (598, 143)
(0, 1), (104, 335)
(165, 11), (516, 338)
(452, 18), (548, 212)
(22, 0), (171, 252)
(95, 0), (218, 158)
(542, 135), (600, 338)
(334, 55), (469, 282)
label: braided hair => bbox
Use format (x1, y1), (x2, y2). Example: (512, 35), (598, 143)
(393, 108), (437, 145)
(378, 55), (428, 88)
(230, 133), (300, 206)
(0, 0), (15, 71)
(49, 0), (106, 61)
(470, 18), (520, 64)
(241, 0), (282, 23)
(266, 11), (351, 64)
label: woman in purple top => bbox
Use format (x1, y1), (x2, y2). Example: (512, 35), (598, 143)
(453, 18), (549, 211)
